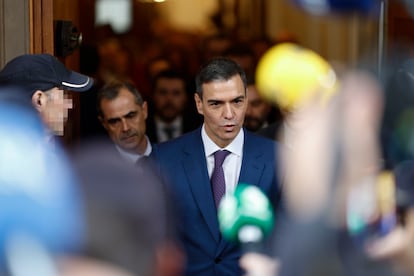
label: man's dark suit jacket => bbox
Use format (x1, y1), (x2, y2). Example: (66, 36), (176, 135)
(146, 109), (203, 144)
(151, 127), (281, 275)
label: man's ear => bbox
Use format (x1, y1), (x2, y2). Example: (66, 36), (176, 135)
(31, 91), (46, 112)
(194, 93), (203, 115)
(98, 115), (107, 130)
(142, 101), (148, 120)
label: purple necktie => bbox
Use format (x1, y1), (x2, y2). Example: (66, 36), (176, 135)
(211, 150), (230, 208)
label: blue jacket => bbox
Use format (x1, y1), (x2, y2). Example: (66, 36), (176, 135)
(151, 127), (282, 275)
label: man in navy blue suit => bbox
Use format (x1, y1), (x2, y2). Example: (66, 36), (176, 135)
(151, 57), (281, 275)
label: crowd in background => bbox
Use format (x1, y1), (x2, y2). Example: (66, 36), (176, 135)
(78, 25), (288, 141)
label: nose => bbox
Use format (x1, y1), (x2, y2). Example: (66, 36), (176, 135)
(223, 103), (234, 119)
(120, 118), (130, 132)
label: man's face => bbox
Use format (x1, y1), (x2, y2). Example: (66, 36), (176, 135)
(153, 78), (187, 123)
(41, 87), (73, 136)
(194, 75), (247, 148)
(99, 88), (148, 154)
(244, 84), (271, 131)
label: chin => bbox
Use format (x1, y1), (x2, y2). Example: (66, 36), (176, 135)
(221, 131), (237, 140)
(51, 123), (65, 136)
(118, 141), (135, 149)
(125, 144), (138, 150)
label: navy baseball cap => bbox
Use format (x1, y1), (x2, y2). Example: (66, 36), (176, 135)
(0, 54), (93, 96)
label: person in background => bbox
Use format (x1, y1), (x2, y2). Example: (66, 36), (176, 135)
(97, 80), (151, 164)
(0, 53), (93, 136)
(249, 36), (275, 67)
(244, 81), (278, 132)
(200, 33), (232, 65)
(138, 55), (173, 101)
(151, 57), (282, 275)
(224, 42), (256, 82)
(146, 69), (202, 143)
(96, 37), (136, 85)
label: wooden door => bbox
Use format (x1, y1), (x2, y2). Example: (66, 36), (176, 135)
(386, 1), (414, 66)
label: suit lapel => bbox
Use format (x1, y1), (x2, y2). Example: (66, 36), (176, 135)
(182, 130), (221, 242)
(239, 132), (266, 188)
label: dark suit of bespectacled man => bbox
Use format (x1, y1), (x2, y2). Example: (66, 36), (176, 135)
(151, 57), (283, 275)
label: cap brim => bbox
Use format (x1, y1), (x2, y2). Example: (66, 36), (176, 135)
(61, 71), (94, 92)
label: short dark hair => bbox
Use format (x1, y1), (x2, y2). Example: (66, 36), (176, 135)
(195, 57), (247, 98)
(97, 80), (143, 117)
(151, 69), (188, 93)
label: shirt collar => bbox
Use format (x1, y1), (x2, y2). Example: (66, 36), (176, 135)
(115, 135), (152, 163)
(201, 124), (244, 157)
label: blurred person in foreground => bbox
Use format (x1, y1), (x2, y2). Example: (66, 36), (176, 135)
(241, 68), (413, 275)
(151, 57), (282, 275)
(66, 141), (185, 276)
(97, 80), (152, 164)
(0, 88), (84, 275)
(380, 58), (414, 168)
(364, 57), (414, 275)
(0, 54), (93, 137)
(0, 88), (185, 276)
(365, 160), (414, 276)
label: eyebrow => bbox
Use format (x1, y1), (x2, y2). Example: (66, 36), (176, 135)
(106, 110), (137, 122)
(233, 95), (245, 101)
(207, 95), (245, 103)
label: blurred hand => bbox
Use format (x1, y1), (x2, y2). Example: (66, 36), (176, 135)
(365, 209), (414, 274)
(239, 252), (279, 276)
(366, 226), (412, 259)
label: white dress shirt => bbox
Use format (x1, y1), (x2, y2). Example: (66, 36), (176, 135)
(201, 124), (244, 195)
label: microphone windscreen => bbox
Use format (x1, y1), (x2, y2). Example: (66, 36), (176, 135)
(218, 183), (274, 245)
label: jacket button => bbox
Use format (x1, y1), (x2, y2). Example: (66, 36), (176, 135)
(214, 257), (222, 264)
